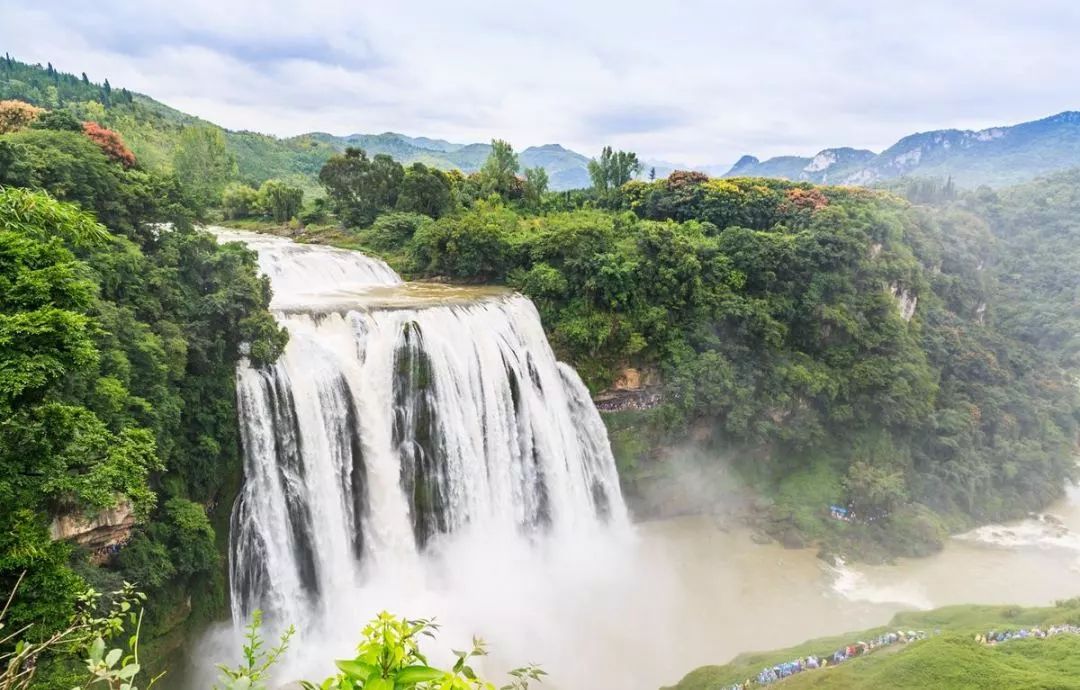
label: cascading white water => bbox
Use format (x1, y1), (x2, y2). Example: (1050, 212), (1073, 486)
(219, 229), (627, 639)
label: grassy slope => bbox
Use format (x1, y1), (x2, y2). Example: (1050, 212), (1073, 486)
(666, 602), (1080, 690)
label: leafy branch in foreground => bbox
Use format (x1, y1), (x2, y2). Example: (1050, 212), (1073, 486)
(213, 610), (295, 690)
(1, 575), (160, 690)
(299, 611), (544, 690)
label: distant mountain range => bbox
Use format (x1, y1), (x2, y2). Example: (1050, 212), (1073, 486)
(309, 133), (597, 190)
(3, 57), (1079, 191)
(724, 112), (1080, 187)
(310, 111), (1080, 191)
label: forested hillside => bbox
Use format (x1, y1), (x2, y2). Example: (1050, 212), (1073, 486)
(294, 147), (1080, 559)
(0, 98), (286, 685)
(0, 57), (594, 193)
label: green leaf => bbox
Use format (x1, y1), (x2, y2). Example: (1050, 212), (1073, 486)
(89, 637), (106, 663)
(334, 659), (376, 679)
(394, 665), (443, 683)
(365, 679), (393, 690)
(105, 648), (122, 669)
(118, 663), (140, 679)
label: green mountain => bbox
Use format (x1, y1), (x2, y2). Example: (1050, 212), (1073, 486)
(725, 112), (1080, 187)
(0, 57), (596, 191)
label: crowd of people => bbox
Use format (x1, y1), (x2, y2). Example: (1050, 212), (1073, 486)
(715, 630), (930, 689)
(977, 624), (1080, 645)
(715, 623), (1080, 689)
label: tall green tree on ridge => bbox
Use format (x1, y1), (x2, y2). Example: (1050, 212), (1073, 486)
(523, 166), (549, 209)
(319, 147), (405, 227)
(173, 124), (236, 215)
(479, 138), (520, 199)
(396, 162), (453, 219)
(588, 146), (641, 191)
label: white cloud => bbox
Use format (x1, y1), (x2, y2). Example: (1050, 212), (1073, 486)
(1, 0), (1079, 166)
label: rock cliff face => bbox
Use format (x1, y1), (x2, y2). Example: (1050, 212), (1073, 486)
(594, 367), (662, 411)
(888, 283), (918, 322)
(50, 501), (135, 561)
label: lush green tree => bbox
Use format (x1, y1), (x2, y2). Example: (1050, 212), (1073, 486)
(159, 497), (217, 578)
(588, 146), (641, 191)
(0, 187), (105, 404)
(844, 461), (909, 518)
(478, 138), (520, 199)
(257, 179), (303, 222)
(30, 108), (83, 132)
(222, 182), (260, 219)
(318, 147), (404, 227)
(523, 166), (549, 209)
(364, 212), (432, 252)
(0, 128), (176, 239)
(173, 125), (236, 214)
(0, 188), (158, 637)
(409, 201), (519, 279)
(298, 196), (331, 225)
(0, 129), (286, 661)
(396, 162), (452, 218)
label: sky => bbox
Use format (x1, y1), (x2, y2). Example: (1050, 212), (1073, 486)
(2, 0), (1079, 167)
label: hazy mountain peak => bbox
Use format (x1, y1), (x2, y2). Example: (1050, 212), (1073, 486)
(724, 111), (1080, 187)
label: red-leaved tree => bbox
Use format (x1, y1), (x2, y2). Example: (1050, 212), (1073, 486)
(82, 121), (137, 168)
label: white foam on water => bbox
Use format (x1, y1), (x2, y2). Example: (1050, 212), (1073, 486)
(954, 491), (1080, 572)
(828, 558), (933, 610)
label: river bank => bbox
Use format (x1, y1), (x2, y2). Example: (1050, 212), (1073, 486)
(649, 483), (1080, 688)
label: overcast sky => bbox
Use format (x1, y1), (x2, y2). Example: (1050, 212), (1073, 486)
(2, 0), (1079, 166)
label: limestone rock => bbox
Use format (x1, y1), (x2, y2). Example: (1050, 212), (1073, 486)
(50, 500), (135, 558)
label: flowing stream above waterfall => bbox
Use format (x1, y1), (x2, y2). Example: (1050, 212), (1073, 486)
(183, 229), (1080, 690)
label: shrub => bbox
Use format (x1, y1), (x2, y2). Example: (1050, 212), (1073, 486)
(0, 99), (43, 133)
(82, 121), (136, 167)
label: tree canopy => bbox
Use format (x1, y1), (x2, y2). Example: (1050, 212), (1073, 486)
(588, 146), (641, 191)
(173, 125), (236, 214)
(0, 124), (285, 680)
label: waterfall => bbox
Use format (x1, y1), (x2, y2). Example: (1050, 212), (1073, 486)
(220, 230), (628, 633)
